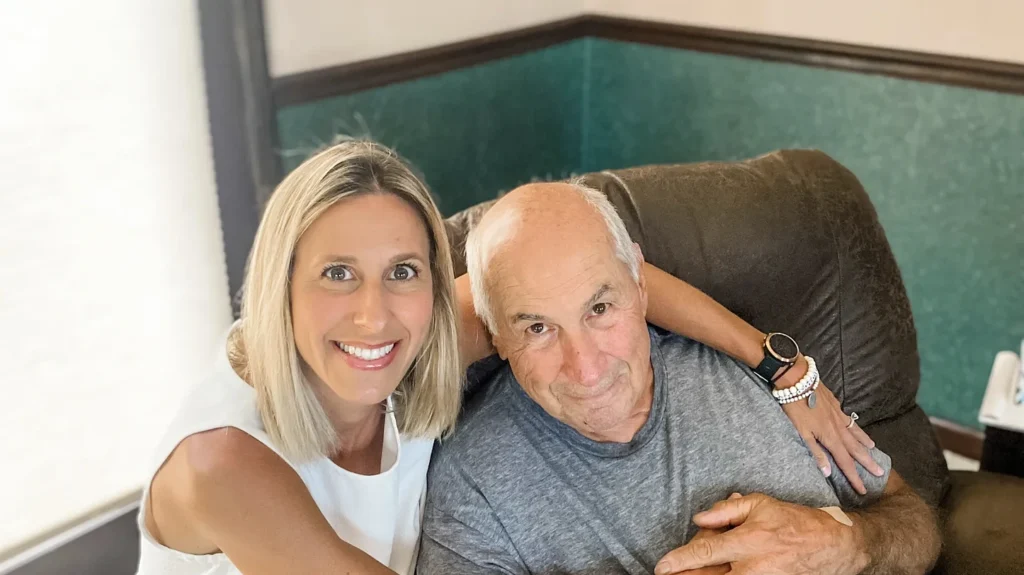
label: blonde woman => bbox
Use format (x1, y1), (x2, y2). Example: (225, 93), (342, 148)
(137, 140), (876, 574)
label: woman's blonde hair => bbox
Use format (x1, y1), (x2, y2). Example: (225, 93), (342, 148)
(228, 140), (462, 461)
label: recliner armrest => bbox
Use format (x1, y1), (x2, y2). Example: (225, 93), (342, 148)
(932, 470), (1024, 574)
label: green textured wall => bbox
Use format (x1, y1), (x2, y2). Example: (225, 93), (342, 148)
(277, 40), (585, 216)
(583, 38), (1024, 429)
(276, 37), (1023, 429)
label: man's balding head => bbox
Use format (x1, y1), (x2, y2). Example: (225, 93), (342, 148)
(465, 182), (641, 334)
(464, 181), (654, 443)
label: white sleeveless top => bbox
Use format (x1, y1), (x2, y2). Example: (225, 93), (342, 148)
(136, 337), (435, 575)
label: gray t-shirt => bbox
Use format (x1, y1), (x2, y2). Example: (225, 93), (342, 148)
(419, 327), (891, 575)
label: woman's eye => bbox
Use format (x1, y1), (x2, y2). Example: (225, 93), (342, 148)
(592, 302), (609, 315)
(528, 323), (547, 335)
(389, 263), (419, 281)
(322, 266), (352, 281)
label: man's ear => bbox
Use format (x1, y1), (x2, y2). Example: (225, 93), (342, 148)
(492, 330), (509, 360)
(633, 243), (648, 311)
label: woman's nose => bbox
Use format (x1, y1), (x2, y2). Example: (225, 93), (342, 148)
(352, 283), (388, 332)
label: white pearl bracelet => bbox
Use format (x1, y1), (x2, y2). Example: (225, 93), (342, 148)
(771, 356), (818, 402)
(778, 378), (820, 404)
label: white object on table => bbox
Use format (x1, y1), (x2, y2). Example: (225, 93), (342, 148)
(979, 349), (1024, 433)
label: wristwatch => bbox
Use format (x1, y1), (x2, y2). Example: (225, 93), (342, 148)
(753, 332), (800, 383)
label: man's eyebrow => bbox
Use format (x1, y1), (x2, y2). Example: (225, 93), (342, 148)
(584, 284), (614, 311)
(509, 284), (615, 325)
(511, 312), (546, 325)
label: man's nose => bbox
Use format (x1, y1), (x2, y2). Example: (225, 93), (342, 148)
(562, 331), (606, 387)
(352, 282), (388, 333)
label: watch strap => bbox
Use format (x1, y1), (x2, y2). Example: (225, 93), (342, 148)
(753, 354), (786, 383)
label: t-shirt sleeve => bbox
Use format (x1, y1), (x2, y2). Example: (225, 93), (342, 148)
(825, 446), (893, 508)
(417, 455), (527, 575)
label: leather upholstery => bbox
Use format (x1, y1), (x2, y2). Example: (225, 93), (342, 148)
(933, 470), (1024, 575)
(445, 149), (949, 504)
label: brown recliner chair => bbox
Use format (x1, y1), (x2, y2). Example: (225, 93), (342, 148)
(444, 149), (1024, 574)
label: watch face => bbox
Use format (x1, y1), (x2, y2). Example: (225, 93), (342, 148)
(767, 333), (799, 362)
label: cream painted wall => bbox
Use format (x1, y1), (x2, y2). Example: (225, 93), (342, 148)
(0, 0), (232, 557)
(267, 1), (1022, 76)
(265, 0), (584, 76)
(586, 0), (1024, 65)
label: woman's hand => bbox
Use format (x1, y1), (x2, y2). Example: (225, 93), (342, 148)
(777, 361), (883, 494)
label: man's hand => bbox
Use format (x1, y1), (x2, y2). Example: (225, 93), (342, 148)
(674, 526), (732, 575)
(777, 362), (883, 495)
(654, 493), (869, 575)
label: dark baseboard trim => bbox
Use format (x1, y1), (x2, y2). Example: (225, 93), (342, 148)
(272, 14), (1024, 107)
(930, 417), (984, 461)
(584, 15), (1024, 95)
(1, 499), (139, 575)
(272, 16), (588, 107)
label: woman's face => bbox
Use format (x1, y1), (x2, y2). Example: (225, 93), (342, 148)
(290, 193), (434, 407)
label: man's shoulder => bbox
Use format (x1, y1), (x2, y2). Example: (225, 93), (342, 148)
(649, 325), (773, 409)
(431, 363), (525, 477)
(649, 325), (750, 374)
(650, 325), (700, 354)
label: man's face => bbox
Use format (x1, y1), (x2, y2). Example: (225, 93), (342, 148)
(489, 216), (654, 443)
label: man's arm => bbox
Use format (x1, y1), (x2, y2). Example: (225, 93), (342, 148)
(847, 472), (941, 574)
(654, 470), (940, 575)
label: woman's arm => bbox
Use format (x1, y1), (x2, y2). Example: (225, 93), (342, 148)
(643, 263), (770, 373)
(641, 262), (884, 492)
(456, 273), (494, 369)
(146, 428), (395, 575)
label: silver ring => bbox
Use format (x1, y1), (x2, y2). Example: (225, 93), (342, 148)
(846, 412), (860, 429)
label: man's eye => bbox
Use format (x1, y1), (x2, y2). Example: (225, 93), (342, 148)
(322, 265), (352, 281)
(389, 263), (419, 281)
(528, 323), (546, 335)
(592, 302), (609, 315)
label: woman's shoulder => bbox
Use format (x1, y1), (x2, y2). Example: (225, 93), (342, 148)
(147, 350), (267, 461)
(142, 423), (321, 560)
(181, 426), (281, 481)
(145, 426), (296, 555)
(155, 427), (282, 513)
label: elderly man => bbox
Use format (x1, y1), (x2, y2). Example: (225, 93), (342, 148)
(418, 182), (940, 575)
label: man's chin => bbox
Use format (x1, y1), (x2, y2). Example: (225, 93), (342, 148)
(570, 408), (638, 441)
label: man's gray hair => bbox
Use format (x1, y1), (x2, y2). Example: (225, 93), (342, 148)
(465, 179), (642, 335)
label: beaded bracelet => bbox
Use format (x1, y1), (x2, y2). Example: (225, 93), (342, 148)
(775, 367), (818, 403)
(778, 378), (820, 405)
(771, 356), (818, 401)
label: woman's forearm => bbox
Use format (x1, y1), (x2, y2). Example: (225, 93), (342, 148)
(643, 263), (764, 365)
(643, 262), (807, 388)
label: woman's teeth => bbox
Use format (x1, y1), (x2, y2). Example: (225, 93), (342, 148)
(339, 342), (395, 361)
